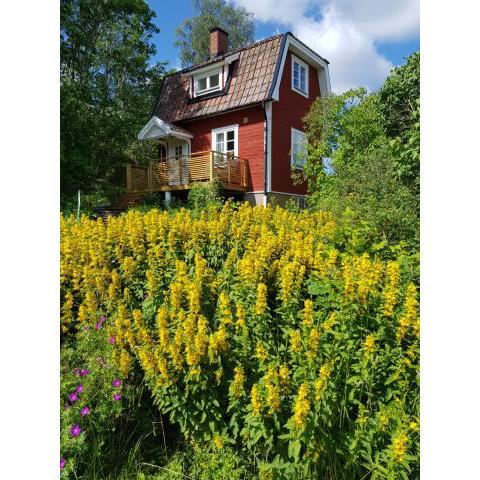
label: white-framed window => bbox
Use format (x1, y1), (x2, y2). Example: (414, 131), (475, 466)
(211, 124), (238, 156)
(194, 68), (222, 96)
(175, 145), (183, 159)
(291, 128), (307, 169)
(291, 54), (309, 97)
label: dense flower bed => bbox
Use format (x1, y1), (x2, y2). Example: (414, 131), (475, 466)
(60, 203), (419, 478)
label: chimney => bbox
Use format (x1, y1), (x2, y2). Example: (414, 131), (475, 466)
(209, 27), (229, 58)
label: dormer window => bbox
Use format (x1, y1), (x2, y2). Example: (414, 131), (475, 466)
(194, 68), (222, 96)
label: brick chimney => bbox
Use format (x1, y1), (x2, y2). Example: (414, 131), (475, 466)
(209, 27), (229, 58)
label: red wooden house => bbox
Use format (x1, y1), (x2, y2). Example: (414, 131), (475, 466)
(127, 28), (331, 206)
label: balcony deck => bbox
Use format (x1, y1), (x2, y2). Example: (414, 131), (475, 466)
(126, 151), (250, 193)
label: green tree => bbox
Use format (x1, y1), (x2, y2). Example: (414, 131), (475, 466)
(174, 0), (254, 67)
(60, 0), (168, 199)
(301, 52), (420, 245)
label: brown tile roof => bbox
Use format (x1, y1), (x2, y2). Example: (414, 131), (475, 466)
(154, 34), (285, 123)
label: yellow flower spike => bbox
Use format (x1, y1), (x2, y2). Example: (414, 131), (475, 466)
(292, 383), (310, 430)
(322, 311), (337, 332)
(289, 330), (302, 354)
(303, 299), (314, 327)
(255, 283), (267, 315)
(278, 364), (290, 388)
(391, 432), (409, 463)
(213, 435), (224, 450)
(188, 284), (201, 315)
(251, 384), (262, 416)
(363, 334), (376, 358)
(382, 261), (401, 317)
(397, 283), (419, 341)
(378, 413), (389, 431)
(229, 366), (245, 398)
(255, 342), (267, 363)
(307, 328), (320, 359)
(157, 306), (169, 349)
(219, 291), (232, 323)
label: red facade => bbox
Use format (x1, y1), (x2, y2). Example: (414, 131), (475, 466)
(177, 51), (321, 197)
(179, 105), (265, 192)
(271, 52), (321, 195)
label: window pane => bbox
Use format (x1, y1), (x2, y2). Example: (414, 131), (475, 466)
(226, 140), (235, 152)
(210, 73), (219, 88)
(198, 77), (207, 91)
(226, 130), (235, 141)
(216, 132), (225, 152)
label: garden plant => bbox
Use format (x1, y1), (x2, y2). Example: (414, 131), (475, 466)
(60, 202), (419, 479)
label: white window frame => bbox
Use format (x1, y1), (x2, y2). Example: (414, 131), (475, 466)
(291, 54), (309, 98)
(291, 127), (307, 170)
(194, 67), (222, 97)
(211, 124), (239, 157)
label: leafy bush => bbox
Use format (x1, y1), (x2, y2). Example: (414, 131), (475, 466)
(301, 52), (420, 247)
(187, 180), (222, 211)
(61, 204), (419, 479)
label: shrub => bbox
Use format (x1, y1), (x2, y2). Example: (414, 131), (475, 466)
(61, 203), (419, 479)
(187, 180), (222, 211)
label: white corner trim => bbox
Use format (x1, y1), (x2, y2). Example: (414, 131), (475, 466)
(211, 124), (239, 156)
(265, 101), (273, 192)
(272, 33), (332, 101)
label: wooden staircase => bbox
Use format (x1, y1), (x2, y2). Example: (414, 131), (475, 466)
(94, 192), (146, 223)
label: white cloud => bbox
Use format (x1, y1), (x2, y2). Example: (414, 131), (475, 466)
(233, 0), (419, 92)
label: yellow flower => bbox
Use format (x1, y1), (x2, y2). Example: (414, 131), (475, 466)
(391, 432), (408, 463)
(397, 283), (418, 341)
(289, 330), (302, 354)
(379, 413), (389, 431)
(409, 421), (420, 432)
(292, 383), (310, 430)
(382, 261), (400, 317)
(255, 283), (268, 315)
(307, 328), (320, 359)
(213, 435), (224, 450)
(255, 342), (267, 363)
(251, 384), (262, 416)
(363, 334), (375, 358)
(229, 366), (245, 398)
(303, 299), (314, 326)
(278, 364), (290, 388)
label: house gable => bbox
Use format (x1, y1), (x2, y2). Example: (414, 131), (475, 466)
(269, 49), (323, 196)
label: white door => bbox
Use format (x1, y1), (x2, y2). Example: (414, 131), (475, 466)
(168, 140), (189, 185)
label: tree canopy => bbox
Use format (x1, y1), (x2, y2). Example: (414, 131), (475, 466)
(174, 0), (255, 67)
(60, 0), (169, 200)
(301, 52), (420, 246)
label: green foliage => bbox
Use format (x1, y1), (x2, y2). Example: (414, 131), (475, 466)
(61, 205), (420, 479)
(187, 180), (223, 211)
(60, 0), (170, 196)
(174, 0), (255, 67)
(301, 52), (420, 246)
(378, 52), (420, 138)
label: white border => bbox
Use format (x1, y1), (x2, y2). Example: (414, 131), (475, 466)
(291, 54), (309, 98)
(211, 124), (239, 156)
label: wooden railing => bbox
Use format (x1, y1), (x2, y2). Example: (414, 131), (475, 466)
(126, 151), (249, 193)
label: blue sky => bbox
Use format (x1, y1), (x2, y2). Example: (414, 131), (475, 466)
(147, 0), (419, 93)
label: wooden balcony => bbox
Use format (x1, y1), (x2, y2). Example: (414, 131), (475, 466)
(126, 151), (250, 193)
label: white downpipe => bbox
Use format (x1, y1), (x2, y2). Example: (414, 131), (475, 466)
(76, 190), (81, 221)
(263, 194), (268, 207)
(165, 191), (172, 204)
